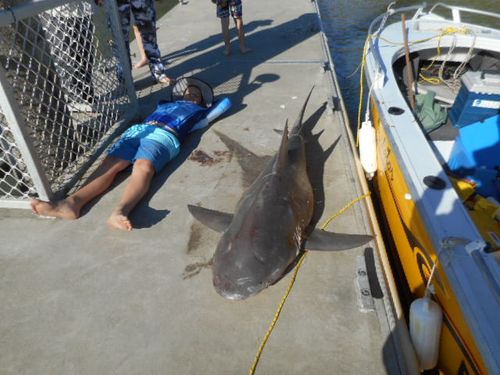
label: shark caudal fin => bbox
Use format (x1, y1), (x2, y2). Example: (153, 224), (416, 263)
(304, 228), (372, 251)
(187, 204), (233, 233)
(290, 86), (314, 136)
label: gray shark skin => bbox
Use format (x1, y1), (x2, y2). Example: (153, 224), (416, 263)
(188, 88), (372, 300)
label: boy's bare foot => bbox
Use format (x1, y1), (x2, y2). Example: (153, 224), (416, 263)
(223, 47), (232, 56)
(31, 198), (79, 220)
(134, 58), (148, 69)
(240, 46), (251, 54)
(107, 212), (132, 231)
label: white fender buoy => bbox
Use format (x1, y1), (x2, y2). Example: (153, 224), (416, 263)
(359, 120), (377, 178)
(409, 292), (443, 370)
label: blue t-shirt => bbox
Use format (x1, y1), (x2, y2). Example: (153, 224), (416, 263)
(145, 100), (208, 142)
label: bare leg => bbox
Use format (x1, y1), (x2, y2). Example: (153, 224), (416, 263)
(107, 159), (156, 231)
(221, 17), (232, 56)
(31, 156), (131, 220)
(133, 25), (148, 69)
(234, 17), (250, 53)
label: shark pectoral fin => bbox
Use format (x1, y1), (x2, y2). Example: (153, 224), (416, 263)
(304, 229), (373, 251)
(187, 204), (233, 233)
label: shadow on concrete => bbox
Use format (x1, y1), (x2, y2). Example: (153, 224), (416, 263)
(134, 14), (320, 117)
(303, 102), (336, 230)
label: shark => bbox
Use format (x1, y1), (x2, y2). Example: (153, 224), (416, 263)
(188, 88), (372, 300)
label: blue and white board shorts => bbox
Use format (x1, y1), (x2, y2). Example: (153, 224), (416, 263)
(107, 124), (180, 172)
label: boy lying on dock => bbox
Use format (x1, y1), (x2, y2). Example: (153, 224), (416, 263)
(31, 78), (231, 231)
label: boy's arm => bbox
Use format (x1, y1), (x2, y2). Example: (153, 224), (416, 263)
(190, 97), (232, 132)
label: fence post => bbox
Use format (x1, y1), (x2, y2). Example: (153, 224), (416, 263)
(105, 0), (138, 113)
(0, 0), (139, 208)
(0, 65), (53, 206)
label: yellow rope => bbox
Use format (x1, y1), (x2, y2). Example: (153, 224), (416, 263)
(418, 73), (442, 85)
(248, 251), (308, 375)
(419, 27), (471, 84)
(249, 192), (372, 375)
(320, 192), (371, 230)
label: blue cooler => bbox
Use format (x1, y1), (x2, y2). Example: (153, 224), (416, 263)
(448, 115), (500, 199)
(449, 71), (500, 128)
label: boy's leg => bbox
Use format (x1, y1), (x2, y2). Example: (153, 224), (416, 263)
(31, 156), (131, 220)
(234, 17), (250, 53)
(107, 159), (156, 231)
(220, 16), (232, 55)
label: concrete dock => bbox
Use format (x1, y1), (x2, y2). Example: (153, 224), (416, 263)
(1, 0), (412, 373)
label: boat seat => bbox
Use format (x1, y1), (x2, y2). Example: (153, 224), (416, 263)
(418, 82), (458, 105)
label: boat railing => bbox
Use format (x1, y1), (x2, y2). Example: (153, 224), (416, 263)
(366, 2), (500, 88)
(428, 3), (500, 25)
(366, 3), (426, 86)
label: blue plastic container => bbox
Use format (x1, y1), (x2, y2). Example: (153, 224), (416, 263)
(448, 115), (500, 198)
(449, 72), (500, 128)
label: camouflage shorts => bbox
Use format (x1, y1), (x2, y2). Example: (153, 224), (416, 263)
(116, 0), (168, 82)
(216, 0), (242, 19)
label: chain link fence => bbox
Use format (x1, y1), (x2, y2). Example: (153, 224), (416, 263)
(0, 0), (137, 208)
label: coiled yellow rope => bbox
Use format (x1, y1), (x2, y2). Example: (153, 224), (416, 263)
(249, 192), (371, 375)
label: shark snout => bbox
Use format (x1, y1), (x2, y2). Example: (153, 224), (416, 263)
(213, 273), (262, 300)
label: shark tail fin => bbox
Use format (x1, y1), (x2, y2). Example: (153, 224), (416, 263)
(290, 86), (314, 136)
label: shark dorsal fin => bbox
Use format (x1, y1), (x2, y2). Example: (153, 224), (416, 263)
(273, 121), (289, 173)
(290, 86), (314, 136)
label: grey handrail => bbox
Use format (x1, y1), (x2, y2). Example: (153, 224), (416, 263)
(366, 2), (500, 76)
(429, 3), (500, 22)
(0, 0), (70, 27)
(367, 3), (426, 75)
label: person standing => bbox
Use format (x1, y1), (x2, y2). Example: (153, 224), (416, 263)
(214, 0), (250, 56)
(116, 0), (174, 85)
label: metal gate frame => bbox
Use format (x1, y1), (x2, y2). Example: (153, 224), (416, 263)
(0, 0), (137, 208)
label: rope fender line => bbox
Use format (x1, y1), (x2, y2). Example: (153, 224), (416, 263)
(249, 192), (372, 375)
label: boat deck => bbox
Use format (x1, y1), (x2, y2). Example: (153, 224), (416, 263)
(0, 0), (411, 373)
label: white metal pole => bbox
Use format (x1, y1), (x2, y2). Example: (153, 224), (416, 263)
(105, 0), (139, 115)
(0, 65), (53, 201)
